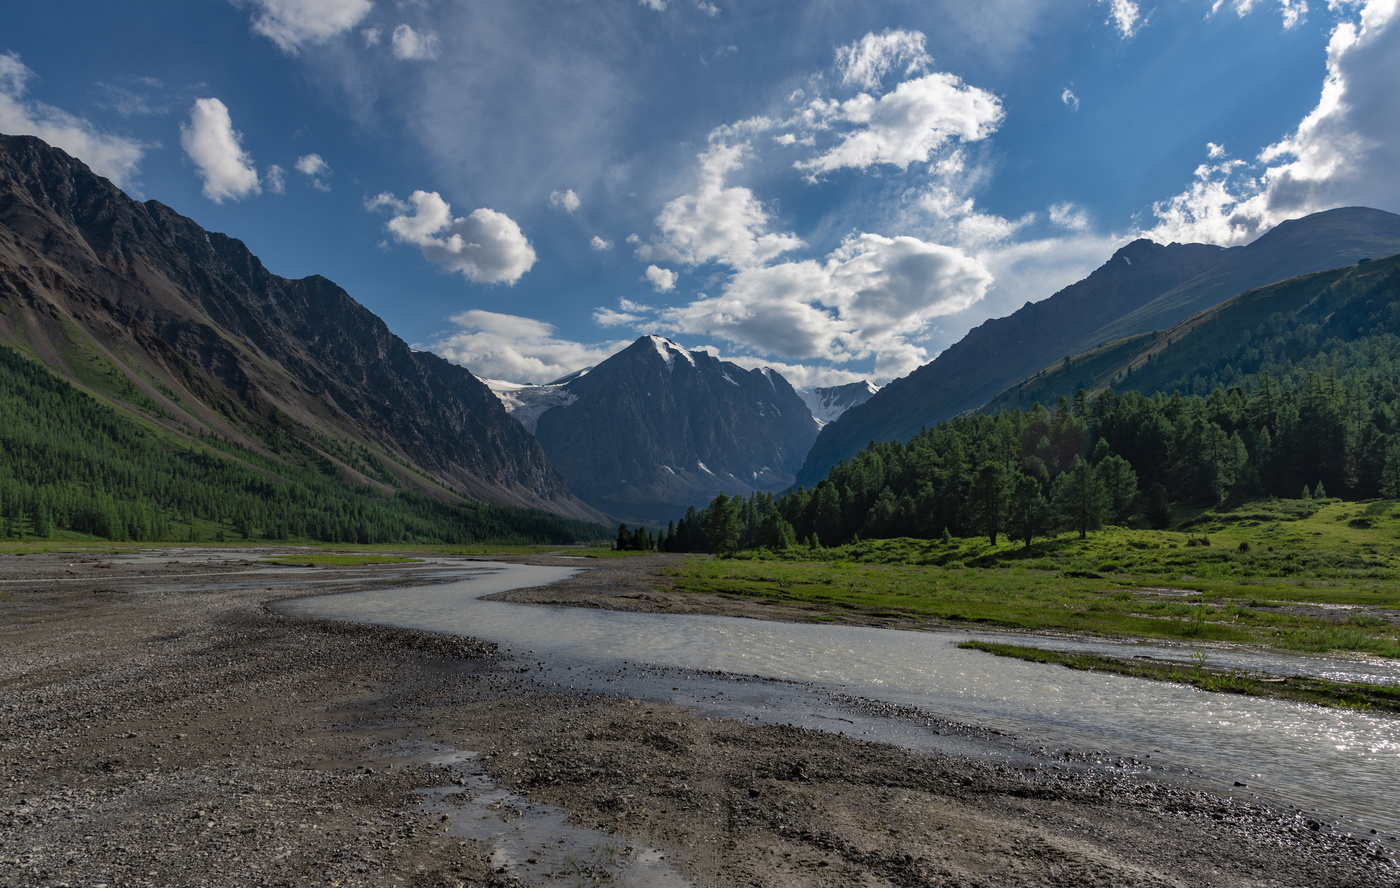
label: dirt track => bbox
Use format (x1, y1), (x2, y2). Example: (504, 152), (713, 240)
(1, 549), (1395, 887)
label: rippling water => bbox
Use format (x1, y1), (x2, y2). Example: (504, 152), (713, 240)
(275, 561), (1400, 840)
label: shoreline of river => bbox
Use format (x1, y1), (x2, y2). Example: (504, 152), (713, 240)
(3, 549), (1396, 886)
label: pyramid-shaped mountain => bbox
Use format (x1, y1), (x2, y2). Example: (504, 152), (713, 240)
(529, 336), (819, 522)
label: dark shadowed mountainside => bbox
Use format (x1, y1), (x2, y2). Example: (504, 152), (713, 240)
(1060, 207), (1400, 357)
(982, 251), (1400, 413)
(797, 206), (1400, 488)
(796, 238), (1226, 486)
(531, 335), (819, 522)
(0, 133), (605, 524)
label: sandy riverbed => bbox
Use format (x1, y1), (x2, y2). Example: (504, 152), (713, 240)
(1, 549), (1394, 887)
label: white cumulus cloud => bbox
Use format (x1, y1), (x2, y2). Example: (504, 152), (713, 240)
(835, 29), (931, 93)
(590, 235), (613, 251)
(241, 0), (373, 53)
(0, 53), (147, 189)
(658, 233), (993, 379)
(1147, 0), (1400, 245)
(549, 188), (581, 212)
(391, 23), (441, 60)
(639, 0), (667, 10)
(645, 265), (678, 292)
(636, 141), (804, 268)
(1061, 86), (1080, 112)
(429, 310), (630, 383)
(368, 190), (537, 284)
(294, 152), (332, 190)
(797, 72), (1004, 175)
(180, 98), (261, 203)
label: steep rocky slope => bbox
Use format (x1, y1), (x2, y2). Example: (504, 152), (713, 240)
(0, 133), (603, 522)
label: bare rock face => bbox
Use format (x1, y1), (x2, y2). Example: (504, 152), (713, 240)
(799, 206), (1400, 487)
(530, 336), (820, 522)
(0, 133), (604, 523)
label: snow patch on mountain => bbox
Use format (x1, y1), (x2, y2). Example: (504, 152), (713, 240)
(647, 334), (697, 370)
(799, 380), (880, 429)
(483, 377), (581, 433)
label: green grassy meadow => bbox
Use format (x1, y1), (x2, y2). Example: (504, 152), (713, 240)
(663, 497), (1400, 659)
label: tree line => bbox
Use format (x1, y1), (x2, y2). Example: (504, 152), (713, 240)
(0, 346), (605, 544)
(643, 367), (1400, 554)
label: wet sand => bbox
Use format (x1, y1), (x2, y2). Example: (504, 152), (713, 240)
(2, 549), (1395, 887)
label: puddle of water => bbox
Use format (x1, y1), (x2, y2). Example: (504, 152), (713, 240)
(378, 739), (691, 887)
(276, 562), (1400, 843)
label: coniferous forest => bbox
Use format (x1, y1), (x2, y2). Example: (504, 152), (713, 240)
(0, 346), (605, 544)
(658, 368), (1400, 554)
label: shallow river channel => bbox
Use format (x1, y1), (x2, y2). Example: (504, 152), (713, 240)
(275, 560), (1400, 843)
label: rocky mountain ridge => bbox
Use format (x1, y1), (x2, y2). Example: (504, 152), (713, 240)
(526, 335), (820, 522)
(0, 133), (604, 523)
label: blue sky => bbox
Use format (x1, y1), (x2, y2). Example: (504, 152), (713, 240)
(4, 0), (1397, 388)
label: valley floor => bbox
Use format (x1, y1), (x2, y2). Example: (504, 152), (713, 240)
(1, 551), (1394, 887)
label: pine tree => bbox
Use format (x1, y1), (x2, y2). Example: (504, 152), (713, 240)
(757, 511), (798, 549)
(1097, 454), (1138, 524)
(970, 462), (1010, 545)
(1007, 473), (1050, 549)
(705, 493), (740, 555)
(1052, 457), (1107, 540)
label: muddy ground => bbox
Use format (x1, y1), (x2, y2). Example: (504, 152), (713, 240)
(1, 549), (1395, 888)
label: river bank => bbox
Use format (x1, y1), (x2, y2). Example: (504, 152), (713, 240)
(2, 549), (1396, 887)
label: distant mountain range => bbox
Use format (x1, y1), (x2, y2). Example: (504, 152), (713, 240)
(796, 206), (1400, 488)
(0, 133), (605, 525)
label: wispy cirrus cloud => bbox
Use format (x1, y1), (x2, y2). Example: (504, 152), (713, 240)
(0, 53), (148, 189)
(429, 309), (629, 382)
(1213, 0), (1310, 30)
(835, 29), (931, 92)
(1101, 0), (1144, 39)
(391, 23), (441, 60)
(240, 0), (373, 54)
